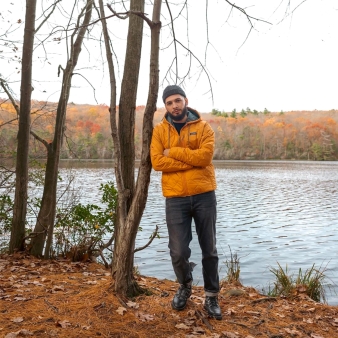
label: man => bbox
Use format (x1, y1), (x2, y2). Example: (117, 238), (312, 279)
(150, 85), (222, 320)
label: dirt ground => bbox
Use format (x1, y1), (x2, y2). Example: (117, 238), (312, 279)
(1, 253), (338, 338)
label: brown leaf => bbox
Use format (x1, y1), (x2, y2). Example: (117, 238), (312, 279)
(248, 293), (258, 297)
(245, 311), (260, 316)
(32, 281), (43, 286)
(175, 323), (189, 330)
(116, 307), (127, 315)
(225, 308), (237, 316)
(310, 334), (324, 338)
(0, 295), (10, 300)
(56, 320), (71, 328)
(12, 317), (24, 323)
(303, 318), (314, 323)
(183, 318), (195, 326)
(187, 310), (196, 317)
(4, 333), (17, 338)
(12, 284), (23, 289)
(193, 326), (205, 334)
(126, 301), (139, 309)
(135, 312), (154, 321)
(13, 297), (27, 301)
(52, 285), (64, 292)
(190, 295), (204, 303)
(284, 328), (301, 336)
(222, 332), (239, 338)
(18, 329), (33, 336)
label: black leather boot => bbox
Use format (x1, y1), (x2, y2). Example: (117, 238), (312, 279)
(171, 284), (192, 310)
(204, 296), (222, 320)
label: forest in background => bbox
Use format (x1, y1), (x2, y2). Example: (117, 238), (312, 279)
(1, 99), (337, 161)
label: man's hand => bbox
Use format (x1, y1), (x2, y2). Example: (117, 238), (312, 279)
(163, 149), (170, 157)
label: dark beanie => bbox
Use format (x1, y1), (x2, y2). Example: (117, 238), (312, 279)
(162, 85), (186, 103)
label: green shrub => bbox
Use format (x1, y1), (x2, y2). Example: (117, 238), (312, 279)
(53, 181), (117, 261)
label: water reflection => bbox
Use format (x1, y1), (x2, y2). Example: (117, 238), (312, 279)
(61, 160), (338, 304)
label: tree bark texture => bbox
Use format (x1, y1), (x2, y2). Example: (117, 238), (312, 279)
(118, 0), (145, 212)
(30, 0), (93, 258)
(113, 0), (162, 296)
(9, 0), (37, 253)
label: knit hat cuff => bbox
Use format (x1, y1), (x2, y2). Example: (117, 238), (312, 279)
(162, 85), (186, 103)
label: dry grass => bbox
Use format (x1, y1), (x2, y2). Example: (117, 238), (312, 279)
(1, 253), (338, 338)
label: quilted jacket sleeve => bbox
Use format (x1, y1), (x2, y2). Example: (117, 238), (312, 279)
(151, 126), (193, 172)
(168, 122), (214, 167)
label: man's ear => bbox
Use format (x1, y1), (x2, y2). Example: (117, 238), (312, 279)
(185, 97), (188, 106)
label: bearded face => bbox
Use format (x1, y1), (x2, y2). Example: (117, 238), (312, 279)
(165, 95), (188, 122)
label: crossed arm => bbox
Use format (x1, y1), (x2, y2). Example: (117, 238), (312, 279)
(150, 124), (214, 172)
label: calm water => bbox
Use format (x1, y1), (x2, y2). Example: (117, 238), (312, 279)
(60, 160), (338, 304)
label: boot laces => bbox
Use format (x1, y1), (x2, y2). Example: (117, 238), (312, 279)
(206, 296), (219, 307)
(177, 285), (191, 299)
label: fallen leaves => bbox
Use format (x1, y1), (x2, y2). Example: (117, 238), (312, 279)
(175, 323), (190, 330)
(126, 301), (139, 309)
(116, 306), (127, 315)
(5, 329), (33, 337)
(1, 253), (338, 338)
(56, 320), (71, 329)
(11, 317), (24, 323)
(222, 331), (239, 338)
(135, 311), (154, 321)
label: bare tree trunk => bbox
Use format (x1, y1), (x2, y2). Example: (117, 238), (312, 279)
(118, 0), (145, 211)
(9, 0), (37, 253)
(30, 0), (93, 258)
(111, 0), (145, 280)
(99, 0), (162, 296)
(114, 0), (162, 296)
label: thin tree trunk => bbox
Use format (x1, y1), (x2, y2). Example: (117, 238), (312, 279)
(99, 0), (162, 296)
(118, 0), (145, 212)
(114, 0), (162, 296)
(30, 0), (93, 258)
(9, 0), (37, 253)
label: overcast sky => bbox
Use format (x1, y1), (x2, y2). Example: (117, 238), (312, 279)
(1, 0), (337, 113)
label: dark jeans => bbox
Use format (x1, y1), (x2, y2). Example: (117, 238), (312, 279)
(166, 190), (219, 296)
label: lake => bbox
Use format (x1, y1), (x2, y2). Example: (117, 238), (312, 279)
(58, 160), (338, 305)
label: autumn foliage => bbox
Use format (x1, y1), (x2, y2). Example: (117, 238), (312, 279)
(1, 99), (337, 161)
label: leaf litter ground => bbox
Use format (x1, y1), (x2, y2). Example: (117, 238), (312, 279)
(1, 253), (338, 338)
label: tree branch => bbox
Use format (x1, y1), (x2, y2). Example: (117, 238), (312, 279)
(107, 4), (154, 27)
(175, 39), (214, 103)
(165, 0), (178, 83)
(72, 72), (98, 104)
(0, 117), (18, 128)
(35, 0), (62, 34)
(30, 130), (50, 149)
(134, 225), (159, 253)
(224, 0), (272, 51)
(224, 0), (272, 25)
(0, 80), (19, 115)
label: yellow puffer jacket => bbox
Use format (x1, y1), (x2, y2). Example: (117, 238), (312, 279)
(150, 108), (217, 197)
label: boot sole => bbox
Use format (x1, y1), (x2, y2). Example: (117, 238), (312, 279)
(171, 300), (187, 311)
(203, 307), (222, 320)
